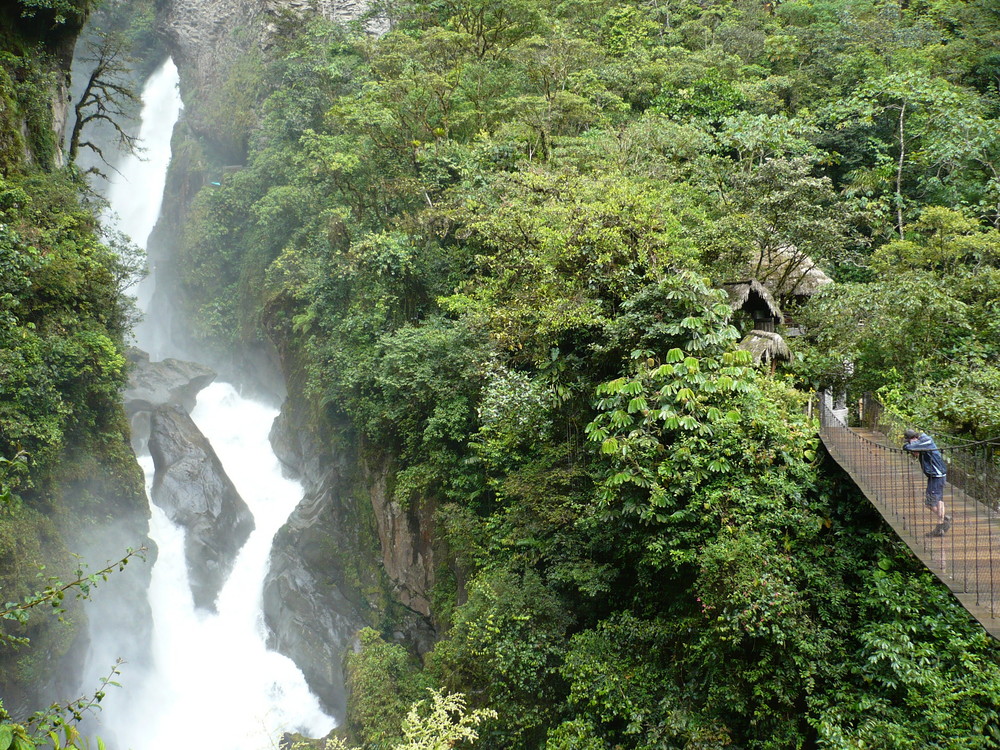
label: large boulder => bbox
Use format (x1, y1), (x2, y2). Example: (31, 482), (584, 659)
(125, 349), (216, 415)
(148, 403), (254, 610)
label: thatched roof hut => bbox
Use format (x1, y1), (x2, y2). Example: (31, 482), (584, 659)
(738, 329), (791, 368)
(753, 245), (833, 300)
(723, 279), (793, 370)
(724, 279), (784, 331)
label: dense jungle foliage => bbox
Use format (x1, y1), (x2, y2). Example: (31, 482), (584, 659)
(3, 0), (1000, 746)
(168, 0), (1000, 750)
(168, 0), (1000, 747)
(0, 0), (147, 742)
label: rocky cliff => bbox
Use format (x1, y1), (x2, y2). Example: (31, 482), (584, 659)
(261, 396), (437, 717)
(0, 4), (79, 167)
(365, 458), (437, 620)
(157, 0), (262, 125)
(262, 407), (369, 718)
(158, 0), (384, 153)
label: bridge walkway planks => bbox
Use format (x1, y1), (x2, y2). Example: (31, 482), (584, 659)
(820, 419), (1000, 639)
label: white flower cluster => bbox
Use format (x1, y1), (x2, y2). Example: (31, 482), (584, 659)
(478, 365), (550, 438)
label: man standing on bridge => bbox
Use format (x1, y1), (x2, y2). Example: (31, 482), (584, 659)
(903, 429), (950, 537)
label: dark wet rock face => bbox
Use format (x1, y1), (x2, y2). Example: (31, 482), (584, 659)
(263, 410), (367, 719)
(264, 495), (360, 720)
(263, 408), (439, 718)
(148, 403), (254, 610)
(366, 460), (435, 619)
(125, 349), (216, 415)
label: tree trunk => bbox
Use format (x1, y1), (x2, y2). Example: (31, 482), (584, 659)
(896, 101), (906, 239)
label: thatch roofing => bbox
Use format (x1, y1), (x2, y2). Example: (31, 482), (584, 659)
(753, 245), (833, 298)
(738, 329), (791, 364)
(724, 279), (784, 323)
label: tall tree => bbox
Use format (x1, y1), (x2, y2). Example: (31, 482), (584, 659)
(67, 31), (140, 176)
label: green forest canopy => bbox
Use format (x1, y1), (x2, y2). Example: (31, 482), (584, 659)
(2, 0), (1000, 747)
(169, 0), (1000, 747)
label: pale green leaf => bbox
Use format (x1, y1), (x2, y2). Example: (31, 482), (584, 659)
(627, 396), (648, 413)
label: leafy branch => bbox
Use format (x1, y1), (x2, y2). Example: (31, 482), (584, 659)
(308, 689), (497, 750)
(0, 452), (28, 509)
(0, 660), (121, 750)
(1, 548), (147, 647)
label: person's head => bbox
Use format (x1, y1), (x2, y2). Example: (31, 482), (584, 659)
(904, 428), (919, 442)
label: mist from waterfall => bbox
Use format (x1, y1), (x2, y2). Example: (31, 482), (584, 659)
(82, 57), (335, 748)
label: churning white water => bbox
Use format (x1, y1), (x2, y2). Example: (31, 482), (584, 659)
(83, 58), (336, 747)
(109, 387), (334, 749)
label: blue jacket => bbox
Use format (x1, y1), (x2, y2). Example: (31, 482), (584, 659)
(903, 433), (947, 477)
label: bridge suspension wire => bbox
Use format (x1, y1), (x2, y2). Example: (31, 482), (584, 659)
(818, 392), (1000, 638)
(859, 393), (1000, 452)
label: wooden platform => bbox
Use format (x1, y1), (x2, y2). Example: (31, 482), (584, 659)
(820, 424), (1000, 639)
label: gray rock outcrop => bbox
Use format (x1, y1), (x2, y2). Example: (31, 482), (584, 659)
(149, 403), (255, 610)
(367, 460), (435, 618)
(125, 349), (217, 415)
(264, 487), (362, 720)
(159, 0), (264, 114)
(260, 0), (389, 35)
(262, 410), (369, 718)
(263, 406), (439, 718)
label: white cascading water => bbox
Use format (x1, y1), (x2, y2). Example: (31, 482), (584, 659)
(102, 59), (179, 347)
(85, 58), (336, 747)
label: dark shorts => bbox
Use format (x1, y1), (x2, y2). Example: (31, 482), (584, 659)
(925, 475), (946, 508)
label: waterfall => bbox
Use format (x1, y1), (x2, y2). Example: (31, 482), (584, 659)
(102, 59), (182, 360)
(104, 62), (179, 267)
(83, 58), (336, 748)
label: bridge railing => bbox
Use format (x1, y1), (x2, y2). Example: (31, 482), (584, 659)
(858, 393), (1000, 512)
(819, 393), (1000, 618)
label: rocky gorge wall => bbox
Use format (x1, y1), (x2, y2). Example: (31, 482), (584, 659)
(159, 0), (386, 150)
(0, 4), (78, 168)
(261, 385), (438, 716)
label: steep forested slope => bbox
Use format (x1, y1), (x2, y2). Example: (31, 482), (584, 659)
(0, 0), (148, 736)
(167, 0), (1000, 747)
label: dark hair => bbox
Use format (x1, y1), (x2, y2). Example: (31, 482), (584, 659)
(904, 429), (919, 440)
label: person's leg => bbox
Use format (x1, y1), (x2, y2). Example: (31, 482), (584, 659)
(934, 475), (949, 530)
(928, 476), (946, 520)
(925, 476), (948, 535)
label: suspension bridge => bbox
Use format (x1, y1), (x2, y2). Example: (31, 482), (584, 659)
(817, 394), (1000, 639)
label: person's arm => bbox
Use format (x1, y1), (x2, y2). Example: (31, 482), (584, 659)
(905, 435), (936, 452)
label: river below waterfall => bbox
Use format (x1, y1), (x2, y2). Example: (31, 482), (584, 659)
(80, 58), (336, 748)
